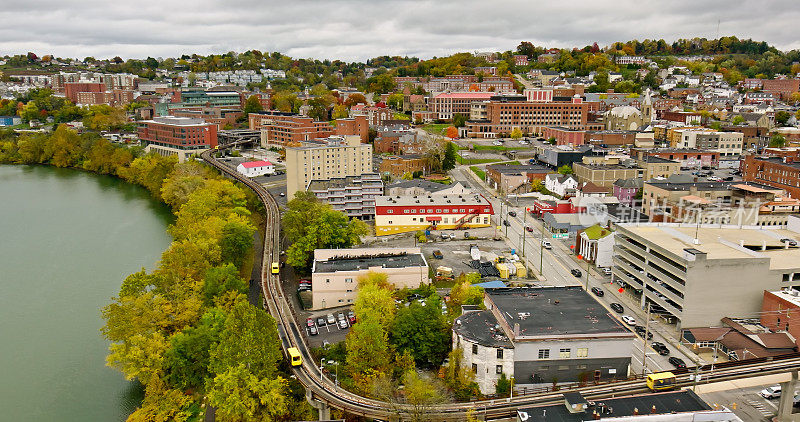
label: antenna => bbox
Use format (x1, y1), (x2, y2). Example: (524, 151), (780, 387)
(716, 19), (720, 41)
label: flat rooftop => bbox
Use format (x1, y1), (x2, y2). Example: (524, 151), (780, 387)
(453, 310), (513, 348)
(486, 287), (632, 338)
(617, 223), (800, 270)
(314, 252), (426, 273)
(645, 180), (774, 192)
(516, 390), (713, 422)
(375, 194), (490, 208)
(486, 164), (551, 174)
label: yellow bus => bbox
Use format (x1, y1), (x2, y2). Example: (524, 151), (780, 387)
(287, 347), (302, 367)
(646, 372), (676, 391)
(271, 262), (280, 274)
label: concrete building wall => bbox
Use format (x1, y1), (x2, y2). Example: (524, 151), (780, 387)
(311, 264), (427, 310)
(285, 136), (373, 198)
(454, 333), (515, 394)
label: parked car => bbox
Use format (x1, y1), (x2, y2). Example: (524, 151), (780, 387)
(508, 211), (517, 217)
(634, 325), (653, 340)
(591, 287), (604, 297)
(309, 325), (318, 335)
(651, 342), (670, 356)
(337, 312), (346, 322)
(326, 314), (336, 325)
(298, 285), (311, 292)
(526, 226), (534, 232)
(503, 220), (511, 226)
(761, 385), (782, 399)
(306, 318), (315, 328)
(317, 316), (327, 327)
(348, 311), (356, 324)
(668, 357), (686, 369)
(621, 315), (636, 326)
(338, 319), (348, 329)
(781, 238), (798, 247)
(542, 240), (552, 249)
(432, 250), (444, 259)
(602, 267), (613, 276)
(610, 303), (624, 313)
(571, 269), (582, 277)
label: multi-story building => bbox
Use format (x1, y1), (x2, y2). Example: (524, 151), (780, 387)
(75, 89), (134, 106)
(573, 162), (644, 189)
(249, 111), (368, 146)
(373, 125), (422, 155)
(761, 290), (800, 348)
(641, 179), (785, 218)
(636, 156), (681, 180)
(742, 154), (800, 199)
(374, 194), (493, 235)
(284, 135), (373, 198)
(431, 92), (496, 121)
(674, 129), (744, 157)
(310, 248), (428, 310)
(761, 79), (800, 101)
(64, 82), (105, 103)
(378, 155), (428, 177)
(612, 222), (800, 329)
(178, 89), (243, 108)
(465, 97), (588, 138)
(138, 116), (218, 162)
(170, 106), (243, 130)
(485, 164), (551, 194)
(453, 287), (635, 394)
(661, 110), (703, 125)
(350, 104), (393, 126)
(307, 173), (382, 220)
(632, 148), (719, 169)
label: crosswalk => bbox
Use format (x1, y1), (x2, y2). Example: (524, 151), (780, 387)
(744, 399), (775, 418)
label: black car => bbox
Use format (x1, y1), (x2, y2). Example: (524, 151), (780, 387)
(668, 357), (686, 369)
(781, 238), (798, 247)
(591, 287), (604, 297)
(316, 316), (327, 327)
(508, 211), (517, 217)
(609, 302), (624, 313)
(503, 220), (511, 226)
(651, 342), (670, 356)
(634, 325), (653, 340)
(571, 269), (582, 277)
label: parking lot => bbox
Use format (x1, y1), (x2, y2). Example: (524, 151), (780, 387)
(302, 308), (354, 348)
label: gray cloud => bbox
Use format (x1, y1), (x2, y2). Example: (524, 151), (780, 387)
(2, 0), (799, 61)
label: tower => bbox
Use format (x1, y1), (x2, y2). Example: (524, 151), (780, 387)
(642, 89), (654, 123)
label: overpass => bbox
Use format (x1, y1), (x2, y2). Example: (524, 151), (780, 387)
(200, 144), (800, 421)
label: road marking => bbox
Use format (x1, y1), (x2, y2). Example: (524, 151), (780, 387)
(744, 399), (775, 417)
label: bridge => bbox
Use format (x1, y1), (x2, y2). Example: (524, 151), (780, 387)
(200, 144), (800, 421)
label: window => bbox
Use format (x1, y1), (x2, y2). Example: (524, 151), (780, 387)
(387, 210), (393, 214)
(577, 348), (588, 358)
(497, 349), (504, 359)
(326, 279), (330, 283)
(472, 344), (478, 355)
(538, 349), (550, 359)
(558, 365), (570, 371)
(345, 278), (353, 283)
(539, 366), (550, 371)
(472, 363), (477, 373)
(496, 365), (503, 374)
(346, 289), (353, 293)
(559, 348), (571, 358)
(577, 364), (587, 370)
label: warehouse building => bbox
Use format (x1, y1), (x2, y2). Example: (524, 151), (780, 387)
(374, 194), (494, 236)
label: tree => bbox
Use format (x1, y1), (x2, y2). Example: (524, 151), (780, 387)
(344, 93), (367, 108)
(220, 220), (255, 267)
(242, 95), (264, 117)
(447, 274), (484, 315)
(442, 142), (457, 171)
(775, 111), (792, 127)
(510, 127), (523, 139)
(495, 372), (512, 397)
(164, 309), (225, 390)
(442, 348), (480, 401)
(282, 192), (368, 270)
(387, 93), (404, 110)
(452, 113), (468, 128)
(390, 299), (450, 369)
(557, 164), (573, 175)
(731, 115), (745, 125)
(202, 264), (248, 306)
(770, 134), (787, 148)
(206, 363), (287, 422)
(445, 126), (458, 139)
(401, 371), (450, 421)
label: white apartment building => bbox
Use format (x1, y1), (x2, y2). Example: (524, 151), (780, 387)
(675, 129), (744, 157)
(284, 135), (373, 198)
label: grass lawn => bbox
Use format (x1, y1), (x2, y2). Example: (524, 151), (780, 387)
(472, 144), (532, 151)
(393, 112), (411, 120)
(421, 123), (449, 136)
(470, 166), (486, 180)
(457, 156), (501, 165)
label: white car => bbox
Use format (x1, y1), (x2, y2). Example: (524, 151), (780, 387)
(761, 385), (782, 399)
(541, 240), (552, 249)
(621, 315), (636, 326)
(492, 141), (502, 146)
(602, 267), (612, 276)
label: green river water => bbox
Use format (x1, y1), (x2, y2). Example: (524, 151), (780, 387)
(0, 165), (173, 421)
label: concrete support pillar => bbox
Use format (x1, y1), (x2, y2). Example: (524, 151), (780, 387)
(305, 390), (331, 421)
(777, 371), (800, 422)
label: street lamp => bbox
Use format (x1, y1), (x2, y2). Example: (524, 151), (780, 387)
(327, 360), (339, 386)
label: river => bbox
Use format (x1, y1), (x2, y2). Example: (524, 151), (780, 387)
(0, 165), (173, 421)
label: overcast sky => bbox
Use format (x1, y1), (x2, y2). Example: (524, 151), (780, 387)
(2, 0), (799, 62)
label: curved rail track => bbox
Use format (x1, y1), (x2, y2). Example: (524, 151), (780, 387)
(201, 147), (800, 420)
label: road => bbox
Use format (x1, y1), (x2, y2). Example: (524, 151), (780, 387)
(451, 164), (701, 374)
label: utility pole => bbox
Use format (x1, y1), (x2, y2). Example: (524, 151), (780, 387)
(641, 303), (651, 376)
(522, 208), (527, 258)
(539, 218), (545, 274)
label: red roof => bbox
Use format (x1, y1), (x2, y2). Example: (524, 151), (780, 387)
(241, 160), (272, 168)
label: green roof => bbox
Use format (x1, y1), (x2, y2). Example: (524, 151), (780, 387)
(582, 224), (613, 240)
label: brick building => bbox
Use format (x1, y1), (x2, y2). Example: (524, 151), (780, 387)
(761, 79), (800, 101)
(378, 155), (428, 177)
(138, 116), (218, 162)
(64, 82), (105, 103)
(661, 110), (703, 125)
(431, 92), (496, 121)
(742, 154), (800, 199)
(465, 97), (588, 138)
(249, 112), (367, 146)
(75, 89), (134, 106)
(761, 290), (800, 348)
(170, 107), (243, 130)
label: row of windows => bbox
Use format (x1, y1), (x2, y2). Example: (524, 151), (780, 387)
(538, 348), (588, 359)
(385, 207), (489, 214)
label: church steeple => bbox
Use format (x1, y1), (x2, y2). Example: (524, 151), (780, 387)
(642, 88), (654, 123)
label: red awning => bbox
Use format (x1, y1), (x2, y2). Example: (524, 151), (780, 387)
(426, 216), (442, 221)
